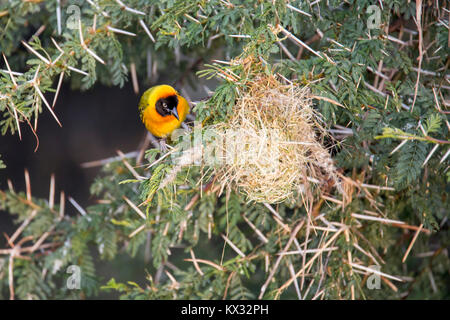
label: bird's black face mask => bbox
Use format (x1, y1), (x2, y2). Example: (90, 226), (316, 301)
(155, 95), (179, 120)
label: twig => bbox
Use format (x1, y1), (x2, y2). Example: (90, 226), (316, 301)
(277, 247), (338, 255)
(242, 215), (268, 244)
(263, 203), (290, 232)
(123, 196), (146, 220)
(56, 0), (61, 35)
(276, 228), (344, 297)
(130, 62), (139, 94)
(277, 25), (323, 59)
(259, 220), (304, 299)
(2, 54), (18, 87)
(9, 251), (15, 300)
(114, 0), (145, 15)
(78, 19), (105, 64)
(68, 197), (87, 216)
(351, 213), (404, 225)
(360, 183), (395, 191)
(189, 249), (204, 276)
(402, 224), (423, 263)
(49, 174), (55, 209)
(345, 229), (355, 300)
(286, 3), (312, 17)
(129, 224), (146, 238)
(411, 0), (423, 112)
(364, 81), (410, 111)
(9, 210), (38, 244)
(277, 41), (296, 61)
(184, 258), (224, 271)
(81, 151), (139, 168)
(116, 150), (146, 180)
(221, 234), (245, 258)
(21, 41), (50, 65)
(59, 191), (65, 219)
(311, 95), (344, 108)
(24, 169), (31, 201)
(287, 261), (302, 300)
(350, 263), (403, 282)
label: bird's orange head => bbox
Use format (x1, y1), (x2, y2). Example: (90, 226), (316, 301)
(138, 85), (189, 138)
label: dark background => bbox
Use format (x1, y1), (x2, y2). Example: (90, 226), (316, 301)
(0, 83), (147, 244)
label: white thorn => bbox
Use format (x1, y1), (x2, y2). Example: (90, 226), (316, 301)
(422, 144), (439, 167)
(107, 26), (137, 37)
(139, 19), (155, 43)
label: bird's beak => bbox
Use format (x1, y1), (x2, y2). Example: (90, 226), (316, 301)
(171, 107), (179, 120)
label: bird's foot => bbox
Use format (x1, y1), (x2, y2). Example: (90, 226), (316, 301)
(159, 139), (169, 152)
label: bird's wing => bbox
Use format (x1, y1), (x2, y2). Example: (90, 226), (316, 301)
(138, 87), (157, 120)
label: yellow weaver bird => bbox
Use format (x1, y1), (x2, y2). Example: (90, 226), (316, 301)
(138, 84), (190, 143)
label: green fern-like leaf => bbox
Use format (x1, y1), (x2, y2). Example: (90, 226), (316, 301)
(393, 140), (427, 189)
(424, 113), (442, 135)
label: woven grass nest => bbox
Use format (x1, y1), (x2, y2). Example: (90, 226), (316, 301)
(209, 75), (340, 204)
